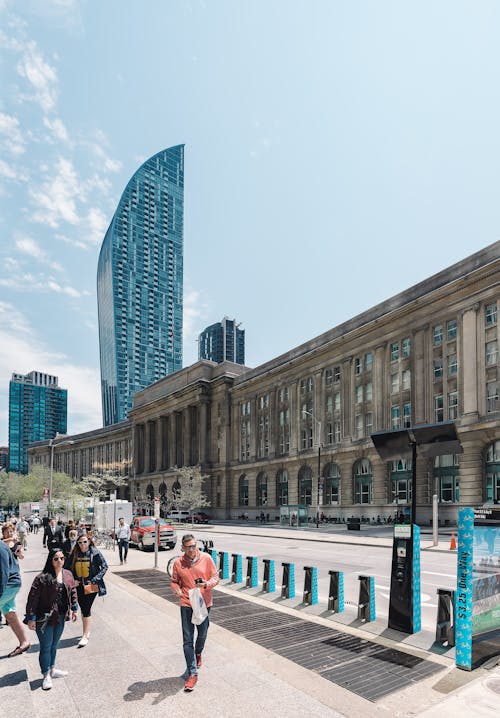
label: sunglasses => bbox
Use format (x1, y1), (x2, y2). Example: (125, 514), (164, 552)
(78, 540), (89, 544)
(53, 556), (65, 561)
(183, 544), (197, 550)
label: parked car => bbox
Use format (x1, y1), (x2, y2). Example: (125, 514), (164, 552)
(186, 512), (210, 524)
(166, 510), (190, 523)
(129, 516), (177, 551)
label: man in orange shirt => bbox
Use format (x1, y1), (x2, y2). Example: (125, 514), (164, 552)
(170, 534), (219, 692)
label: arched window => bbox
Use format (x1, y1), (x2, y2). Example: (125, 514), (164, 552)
(239, 474), (249, 506)
(172, 480), (181, 504)
(390, 458), (412, 504)
(298, 465), (313, 505)
(276, 469), (289, 506)
(485, 442), (500, 502)
(353, 458), (372, 504)
(323, 462), (340, 504)
(256, 472), (268, 506)
(159, 482), (167, 499)
(146, 484), (154, 501)
(433, 454), (459, 503)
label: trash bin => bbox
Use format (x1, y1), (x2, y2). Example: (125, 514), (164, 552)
(347, 517), (361, 531)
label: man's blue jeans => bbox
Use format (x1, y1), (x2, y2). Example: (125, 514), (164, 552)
(180, 606), (210, 677)
(36, 614), (65, 675)
(118, 539), (129, 562)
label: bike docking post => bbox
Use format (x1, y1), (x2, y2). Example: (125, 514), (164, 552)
(201, 539), (214, 553)
(218, 551), (229, 579)
(231, 553), (243, 583)
(281, 562), (295, 599)
(262, 559), (276, 593)
(435, 588), (456, 647)
(246, 556), (258, 588)
(357, 575), (376, 622)
(328, 570), (344, 613)
(303, 566), (318, 605)
(210, 548), (217, 566)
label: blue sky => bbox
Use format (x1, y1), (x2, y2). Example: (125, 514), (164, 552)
(1, 0), (500, 445)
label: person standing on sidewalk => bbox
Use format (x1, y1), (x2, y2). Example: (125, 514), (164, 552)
(115, 517), (131, 565)
(24, 548), (78, 690)
(170, 534), (219, 692)
(69, 534), (107, 647)
(0, 538), (30, 657)
(43, 518), (64, 551)
(16, 517), (29, 550)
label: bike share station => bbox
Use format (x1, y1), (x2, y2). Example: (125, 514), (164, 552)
(372, 422), (462, 636)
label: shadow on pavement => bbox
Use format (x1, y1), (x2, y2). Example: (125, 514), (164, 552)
(124, 675), (184, 704)
(0, 668), (28, 687)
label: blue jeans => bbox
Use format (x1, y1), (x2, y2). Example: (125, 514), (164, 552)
(180, 606), (210, 677)
(118, 539), (129, 562)
(36, 614), (65, 675)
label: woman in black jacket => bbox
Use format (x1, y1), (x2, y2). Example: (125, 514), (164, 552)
(25, 548), (78, 691)
(69, 534), (107, 648)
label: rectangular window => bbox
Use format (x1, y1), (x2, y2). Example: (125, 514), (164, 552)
(433, 324), (443, 345)
(486, 340), (498, 366)
(391, 372), (399, 393)
(485, 302), (497, 326)
(278, 387), (289, 402)
(326, 422), (333, 444)
(334, 392), (341, 411)
(447, 319), (457, 340)
(402, 337), (411, 357)
(448, 391), (458, 420)
(365, 381), (373, 401)
(390, 342), (399, 361)
(434, 358), (443, 380)
(365, 352), (373, 371)
(487, 381), (499, 413)
(448, 354), (457, 376)
(391, 405), (400, 429)
(402, 369), (411, 390)
(354, 357), (362, 375)
(325, 368), (333, 386)
(355, 413), (363, 439)
(434, 395), (444, 422)
(326, 395), (333, 414)
(356, 385), (363, 403)
(333, 366), (341, 383)
(403, 402), (411, 427)
(334, 421), (341, 443)
(365, 412), (373, 435)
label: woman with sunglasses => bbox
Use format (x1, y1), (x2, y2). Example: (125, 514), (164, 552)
(24, 548), (78, 690)
(68, 533), (108, 647)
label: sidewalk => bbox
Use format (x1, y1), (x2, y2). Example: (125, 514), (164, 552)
(0, 530), (498, 717)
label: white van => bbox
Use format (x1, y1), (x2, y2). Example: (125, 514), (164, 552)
(166, 510), (190, 523)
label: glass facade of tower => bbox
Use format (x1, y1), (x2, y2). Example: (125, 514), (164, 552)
(199, 317), (245, 365)
(97, 146), (184, 426)
(8, 371), (67, 474)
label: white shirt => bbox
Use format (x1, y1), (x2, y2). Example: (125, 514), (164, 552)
(116, 522), (130, 540)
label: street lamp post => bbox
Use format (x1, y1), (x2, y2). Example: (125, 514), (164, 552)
(49, 438), (55, 518)
(302, 410), (322, 528)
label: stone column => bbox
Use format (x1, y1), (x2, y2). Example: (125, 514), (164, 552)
(156, 418), (162, 473)
(338, 453), (352, 507)
(199, 400), (208, 466)
(342, 357), (353, 439)
(458, 436), (484, 506)
(183, 408), (191, 466)
(374, 344), (386, 431)
(412, 327), (427, 425)
(371, 452), (387, 506)
(462, 305), (480, 420)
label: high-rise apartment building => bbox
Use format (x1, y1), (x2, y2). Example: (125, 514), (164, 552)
(0, 447), (8, 471)
(8, 371), (67, 474)
(97, 145), (184, 426)
(199, 317), (245, 365)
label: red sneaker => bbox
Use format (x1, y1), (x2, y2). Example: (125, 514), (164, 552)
(196, 654), (202, 668)
(184, 675), (198, 692)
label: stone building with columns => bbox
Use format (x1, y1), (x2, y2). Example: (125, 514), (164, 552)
(29, 242), (500, 524)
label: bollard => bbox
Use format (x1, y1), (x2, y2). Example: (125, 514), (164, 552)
(303, 566), (318, 605)
(262, 559), (276, 593)
(281, 562), (295, 599)
(218, 551), (229, 579)
(246, 556), (258, 588)
(358, 575), (376, 622)
(328, 570), (344, 613)
(436, 588), (455, 647)
(231, 553), (243, 583)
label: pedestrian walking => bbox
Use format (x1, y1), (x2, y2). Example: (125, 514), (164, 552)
(32, 516), (41, 534)
(170, 534), (219, 692)
(0, 538), (30, 657)
(115, 516), (131, 564)
(43, 518), (64, 550)
(69, 534), (107, 647)
(24, 548), (78, 690)
(16, 517), (29, 550)
(62, 528), (78, 563)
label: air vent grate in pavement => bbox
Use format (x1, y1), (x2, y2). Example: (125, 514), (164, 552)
(118, 568), (444, 702)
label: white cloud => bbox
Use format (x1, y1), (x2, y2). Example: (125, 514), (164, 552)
(16, 40), (58, 112)
(86, 206), (109, 245)
(183, 286), (209, 364)
(43, 115), (70, 143)
(46, 280), (81, 297)
(30, 156), (81, 227)
(0, 158), (28, 182)
(0, 302), (101, 442)
(0, 272), (85, 298)
(0, 111), (25, 155)
(15, 235), (63, 271)
(92, 143), (122, 173)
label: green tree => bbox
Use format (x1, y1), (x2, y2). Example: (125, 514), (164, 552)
(173, 465), (211, 524)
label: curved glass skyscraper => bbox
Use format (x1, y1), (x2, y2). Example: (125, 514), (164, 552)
(97, 145), (184, 426)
